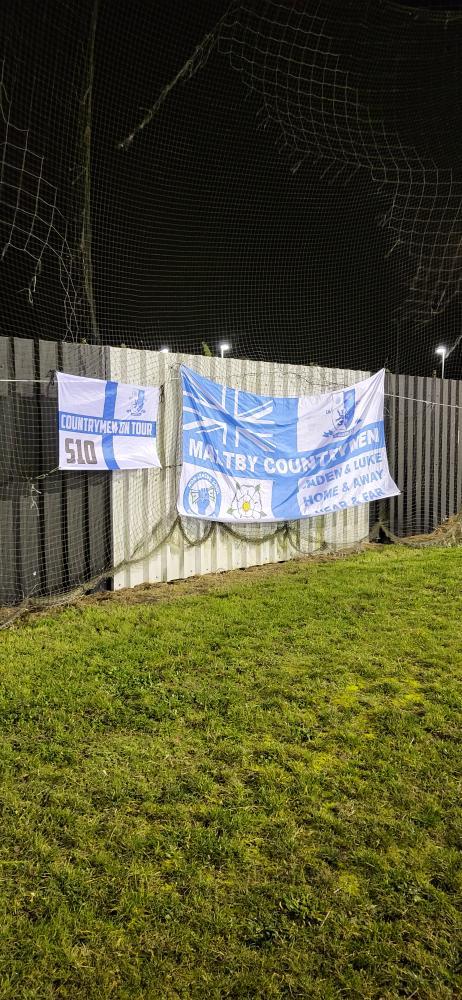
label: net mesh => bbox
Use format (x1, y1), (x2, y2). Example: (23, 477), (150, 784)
(0, 0), (461, 614)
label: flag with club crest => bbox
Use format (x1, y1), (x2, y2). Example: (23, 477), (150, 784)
(177, 365), (399, 522)
(57, 372), (161, 471)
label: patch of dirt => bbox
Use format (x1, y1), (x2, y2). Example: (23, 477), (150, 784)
(0, 544), (372, 627)
(389, 508), (462, 548)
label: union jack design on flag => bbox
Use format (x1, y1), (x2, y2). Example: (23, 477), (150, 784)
(178, 365), (399, 524)
(182, 368), (277, 452)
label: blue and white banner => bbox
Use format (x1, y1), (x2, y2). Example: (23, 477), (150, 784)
(57, 372), (161, 471)
(177, 366), (399, 522)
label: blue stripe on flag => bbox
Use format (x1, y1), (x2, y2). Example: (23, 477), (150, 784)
(102, 380), (119, 470)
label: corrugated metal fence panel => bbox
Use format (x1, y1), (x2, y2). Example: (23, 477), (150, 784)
(60, 343), (109, 588)
(0, 339), (15, 603)
(383, 372), (462, 536)
(109, 350), (370, 590)
(0, 337), (111, 605)
(2, 343), (461, 604)
(0, 338), (43, 603)
(2, 341), (461, 606)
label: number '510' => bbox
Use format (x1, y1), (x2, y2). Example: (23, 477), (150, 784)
(64, 438), (98, 465)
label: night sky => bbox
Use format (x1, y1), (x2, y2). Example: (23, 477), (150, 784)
(1, 0), (462, 377)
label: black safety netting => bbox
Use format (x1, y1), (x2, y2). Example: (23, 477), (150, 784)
(1, 0), (461, 613)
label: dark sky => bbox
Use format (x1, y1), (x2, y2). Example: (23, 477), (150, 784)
(1, 0), (462, 377)
(396, 1), (462, 6)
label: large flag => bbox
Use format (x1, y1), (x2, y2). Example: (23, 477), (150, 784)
(177, 365), (399, 522)
(57, 372), (161, 471)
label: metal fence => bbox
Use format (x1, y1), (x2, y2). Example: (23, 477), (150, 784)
(0, 337), (461, 605)
(0, 337), (110, 605)
(108, 349), (370, 591)
(382, 371), (462, 537)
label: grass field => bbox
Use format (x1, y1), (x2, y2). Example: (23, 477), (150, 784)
(0, 547), (461, 999)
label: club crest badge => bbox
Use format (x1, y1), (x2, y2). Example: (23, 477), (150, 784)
(323, 387), (362, 439)
(184, 471), (221, 518)
(126, 388), (147, 417)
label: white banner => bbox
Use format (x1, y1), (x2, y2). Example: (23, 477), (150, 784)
(57, 372), (161, 471)
(177, 366), (399, 522)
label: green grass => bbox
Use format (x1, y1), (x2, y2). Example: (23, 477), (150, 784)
(0, 548), (461, 999)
